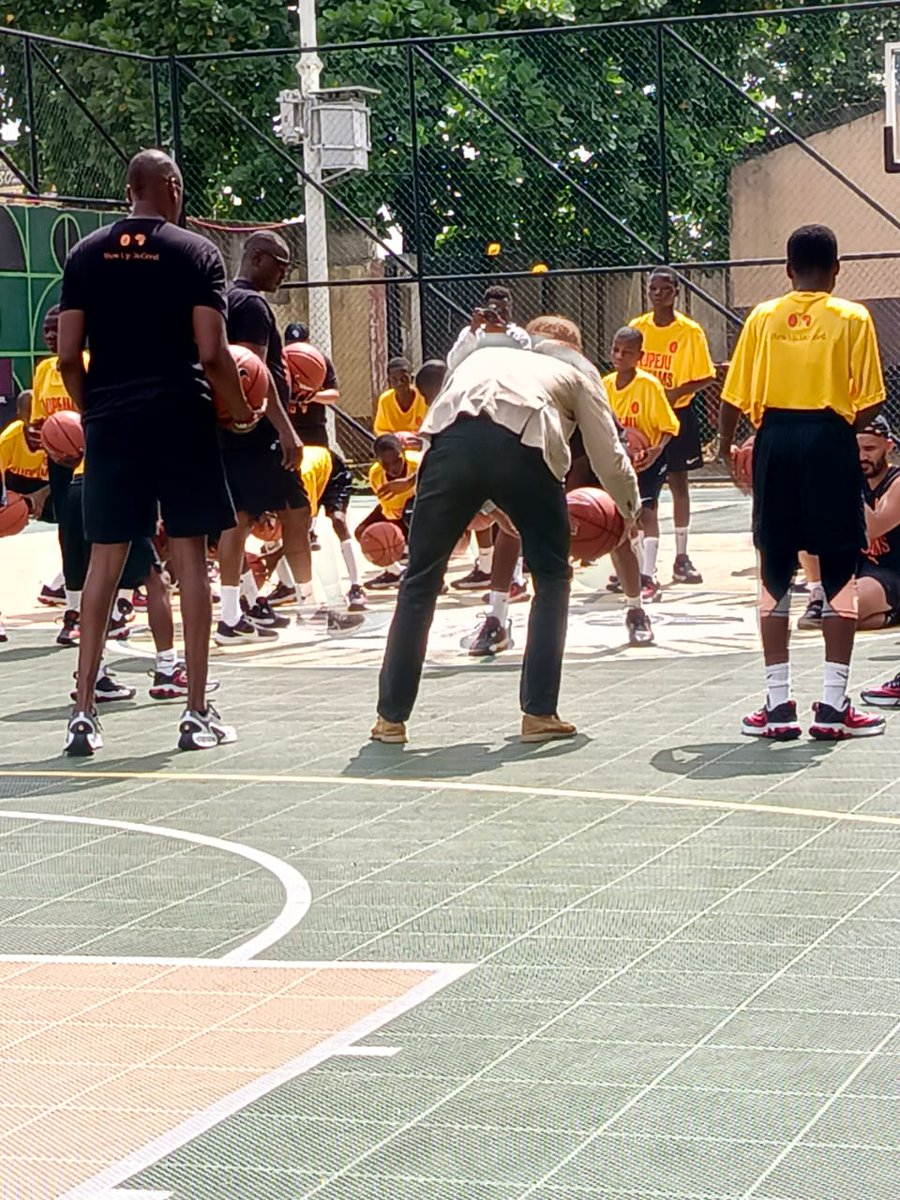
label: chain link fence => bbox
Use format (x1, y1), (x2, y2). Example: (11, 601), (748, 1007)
(0, 4), (899, 468)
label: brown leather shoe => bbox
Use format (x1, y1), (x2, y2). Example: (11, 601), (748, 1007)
(370, 715), (408, 744)
(520, 713), (577, 743)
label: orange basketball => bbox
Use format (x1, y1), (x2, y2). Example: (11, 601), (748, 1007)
(468, 511), (496, 533)
(734, 435), (755, 492)
(622, 425), (650, 465)
(566, 487), (624, 560)
(284, 342), (327, 398)
(214, 346), (268, 431)
(41, 410), (84, 464)
(0, 491), (29, 537)
(251, 513), (282, 544)
(359, 521), (406, 567)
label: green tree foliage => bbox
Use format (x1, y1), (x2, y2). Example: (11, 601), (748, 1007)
(0, 0), (893, 261)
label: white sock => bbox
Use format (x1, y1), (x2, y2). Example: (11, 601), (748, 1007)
(299, 579), (314, 603)
(221, 584), (241, 627)
(675, 527), (689, 557)
(97, 657), (108, 681)
(823, 661), (850, 710)
(512, 557), (525, 587)
(47, 570), (64, 590)
(240, 571), (259, 605)
(810, 582), (825, 603)
(624, 594), (643, 611)
(276, 559), (296, 588)
(765, 661), (791, 709)
(65, 589), (81, 612)
(477, 548), (494, 574)
(642, 536), (660, 579)
(156, 647), (177, 672)
(340, 539), (361, 587)
(489, 590), (510, 625)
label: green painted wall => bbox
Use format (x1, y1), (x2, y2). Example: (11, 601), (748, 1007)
(0, 203), (116, 393)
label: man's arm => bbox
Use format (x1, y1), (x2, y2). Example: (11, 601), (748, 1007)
(718, 399), (743, 462)
(194, 308), (252, 427)
(865, 480), (900, 541)
(666, 376), (716, 405)
(58, 310), (88, 413)
(567, 379), (641, 524)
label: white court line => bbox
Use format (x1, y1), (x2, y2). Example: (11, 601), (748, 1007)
(57, 962), (471, 1200)
(2, 769), (898, 827)
(0, 810), (311, 962)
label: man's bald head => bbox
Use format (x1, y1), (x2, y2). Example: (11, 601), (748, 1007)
(126, 149), (183, 223)
(240, 230), (291, 293)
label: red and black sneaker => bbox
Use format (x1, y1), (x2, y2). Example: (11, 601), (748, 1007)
(741, 700), (801, 741)
(860, 673), (900, 708)
(809, 700), (885, 740)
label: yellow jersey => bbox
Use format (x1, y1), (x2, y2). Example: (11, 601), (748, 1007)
(298, 446), (333, 515)
(603, 369), (680, 447)
(629, 310), (715, 408)
(721, 291), (886, 428)
(30, 352), (89, 422)
(373, 387), (428, 436)
(0, 420), (48, 482)
(368, 450), (420, 519)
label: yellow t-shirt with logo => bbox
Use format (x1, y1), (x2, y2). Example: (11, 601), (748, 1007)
(720, 292), (885, 428)
(298, 446), (333, 515)
(603, 369), (680, 446)
(373, 387), (428, 436)
(368, 450), (420, 519)
(0, 420), (48, 482)
(30, 352), (89, 422)
(629, 311), (715, 409)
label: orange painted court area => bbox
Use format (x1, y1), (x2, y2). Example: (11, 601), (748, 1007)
(0, 958), (433, 1197)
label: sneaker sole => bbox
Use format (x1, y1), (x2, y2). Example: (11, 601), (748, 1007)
(38, 598), (66, 608)
(797, 620), (823, 631)
(858, 693), (900, 708)
(628, 637), (655, 647)
(742, 725), (802, 740)
(469, 641), (511, 657)
(808, 722), (885, 740)
(370, 732), (407, 744)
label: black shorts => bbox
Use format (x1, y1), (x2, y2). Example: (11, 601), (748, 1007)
(220, 420), (308, 520)
(637, 455), (667, 508)
(320, 452), (352, 515)
(83, 403), (235, 544)
(752, 408), (865, 557)
(63, 478), (159, 590)
(4, 472), (46, 496)
(858, 560), (900, 614)
(664, 402), (703, 473)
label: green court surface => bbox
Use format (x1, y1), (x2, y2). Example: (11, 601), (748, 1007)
(1, 487), (899, 1199)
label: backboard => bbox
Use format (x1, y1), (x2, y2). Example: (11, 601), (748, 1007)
(884, 41), (900, 171)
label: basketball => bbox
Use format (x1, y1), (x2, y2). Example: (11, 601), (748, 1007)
(213, 346), (268, 430)
(468, 511), (496, 533)
(566, 486), (624, 560)
(734, 435), (755, 492)
(622, 425), (650, 465)
(40, 410), (84, 464)
(284, 342), (327, 398)
(251, 513), (282, 544)
(359, 521), (406, 567)
(0, 491), (29, 537)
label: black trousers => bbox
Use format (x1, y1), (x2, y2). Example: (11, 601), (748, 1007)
(48, 457), (73, 551)
(377, 416), (572, 722)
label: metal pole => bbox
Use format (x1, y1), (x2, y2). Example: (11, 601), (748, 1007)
(654, 25), (670, 262)
(151, 58), (163, 148)
(168, 56), (186, 226)
(297, 0), (333, 360)
(23, 39), (39, 193)
(407, 45), (428, 361)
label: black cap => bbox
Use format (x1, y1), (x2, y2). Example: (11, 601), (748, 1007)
(284, 322), (308, 344)
(860, 413), (893, 439)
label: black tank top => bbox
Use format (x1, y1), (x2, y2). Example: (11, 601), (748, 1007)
(863, 465), (900, 569)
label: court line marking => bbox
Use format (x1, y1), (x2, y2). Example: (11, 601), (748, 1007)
(0, 955), (465, 971)
(57, 961), (471, 1200)
(0, 810), (311, 962)
(2, 769), (898, 827)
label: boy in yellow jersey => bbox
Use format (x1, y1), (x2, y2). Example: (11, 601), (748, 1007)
(0, 389), (48, 497)
(373, 358), (428, 437)
(631, 267), (716, 584)
(298, 445), (366, 613)
(720, 224), (886, 741)
(605, 327), (680, 601)
(356, 433), (420, 588)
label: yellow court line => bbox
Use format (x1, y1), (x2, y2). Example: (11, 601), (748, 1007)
(1, 769), (898, 828)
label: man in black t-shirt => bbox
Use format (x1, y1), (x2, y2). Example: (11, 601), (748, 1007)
(58, 149), (251, 757)
(283, 321), (340, 448)
(215, 231), (315, 643)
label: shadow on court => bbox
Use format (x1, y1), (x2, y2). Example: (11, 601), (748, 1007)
(0, 749), (179, 800)
(650, 739), (837, 779)
(343, 734), (591, 779)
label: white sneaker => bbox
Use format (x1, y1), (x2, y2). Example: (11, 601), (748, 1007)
(65, 710), (103, 757)
(177, 705), (237, 751)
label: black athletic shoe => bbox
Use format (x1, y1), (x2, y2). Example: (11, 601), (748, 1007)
(178, 704), (237, 751)
(247, 598), (290, 629)
(214, 616), (278, 645)
(0, 618), (7, 644)
(38, 584), (66, 607)
(65, 709), (102, 757)
(742, 700), (801, 740)
(452, 566), (492, 591)
(672, 554), (703, 584)
(107, 597), (134, 641)
(265, 582), (297, 608)
(347, 584), (367, 612)
(468, 615), (512, 657)
(367, 570), (403, 590)
(606, 575), (622, 594)
(71, 670), (136, 704)
(327, 609), (365, 634)
(809, 699), (885, 740)
(149, 662), (220, 701)
(57, 609), (80, 647)
(797, 598), (823, 630)
(626, 607), (654, 646)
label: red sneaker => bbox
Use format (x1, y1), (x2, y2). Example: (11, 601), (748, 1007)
(741, 700), (801, 741)
(860, 673), (900, 708)
(809, 700), (885, 740)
